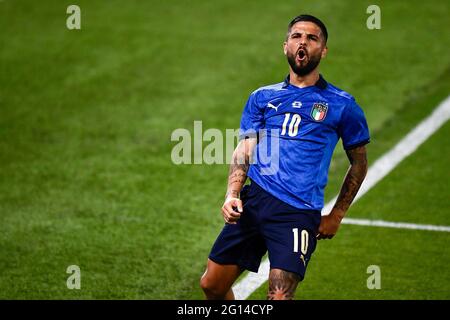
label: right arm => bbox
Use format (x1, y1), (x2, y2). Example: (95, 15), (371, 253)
(221, 138), (257, 224)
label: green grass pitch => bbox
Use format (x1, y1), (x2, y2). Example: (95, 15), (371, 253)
(0, 0), (449, 299)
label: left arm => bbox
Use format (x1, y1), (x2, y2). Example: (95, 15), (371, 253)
(317, 145), (368, 239)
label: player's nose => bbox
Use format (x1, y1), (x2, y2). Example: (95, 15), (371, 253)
(298, 35), (307, 45)
(298, 41), (307, 49)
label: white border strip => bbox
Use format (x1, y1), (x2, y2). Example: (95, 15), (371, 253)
(233, 95), (450, 300)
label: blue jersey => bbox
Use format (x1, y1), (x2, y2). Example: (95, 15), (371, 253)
(239, 75), (370, 211)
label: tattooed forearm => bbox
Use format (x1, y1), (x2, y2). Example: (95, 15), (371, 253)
(333, 146), (368, 213)
(267, 269), (301, 300)
(225, 139), (256, 198)
(226, 162), (249, 198)
(228, 170), (248, 186)
(227, 169), (248, 197)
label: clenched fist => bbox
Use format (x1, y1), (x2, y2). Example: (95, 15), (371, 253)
(221, 196), (243, 224)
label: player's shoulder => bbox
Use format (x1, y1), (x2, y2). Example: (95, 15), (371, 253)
(250, 81), (286, 98)
(245, 82), (287, 106)
(253, 81), (286, 92)
(324, 81), (356, 104)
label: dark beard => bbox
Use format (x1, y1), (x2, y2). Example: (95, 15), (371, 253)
(287, 50), (321, 76)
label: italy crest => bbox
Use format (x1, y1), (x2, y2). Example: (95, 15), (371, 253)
(311, 102), (328, 121)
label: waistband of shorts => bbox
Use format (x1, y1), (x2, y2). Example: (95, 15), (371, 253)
(249, 179), (321, 215)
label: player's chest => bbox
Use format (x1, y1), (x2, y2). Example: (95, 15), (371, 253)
(262, 96), (340, 136)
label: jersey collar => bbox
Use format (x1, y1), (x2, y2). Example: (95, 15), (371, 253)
(282, 74), (328, 90)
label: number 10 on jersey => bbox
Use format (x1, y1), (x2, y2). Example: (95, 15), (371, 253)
(281, 113), (301, 137)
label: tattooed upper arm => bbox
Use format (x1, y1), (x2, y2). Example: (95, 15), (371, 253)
(345, 145), (368, 167)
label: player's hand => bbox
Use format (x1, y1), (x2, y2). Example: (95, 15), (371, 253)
(317, 212), (343, 240)
(221, 196), (243, 224)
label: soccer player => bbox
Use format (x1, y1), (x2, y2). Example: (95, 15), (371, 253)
(200, 14), (370, 300)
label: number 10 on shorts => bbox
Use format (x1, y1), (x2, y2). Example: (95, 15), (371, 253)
(292, 228), (308, 254)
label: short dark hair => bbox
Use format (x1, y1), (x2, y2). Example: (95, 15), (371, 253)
(286, 14), (328, 42)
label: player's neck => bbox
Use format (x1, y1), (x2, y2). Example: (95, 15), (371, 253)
(289, 69), (320, 88)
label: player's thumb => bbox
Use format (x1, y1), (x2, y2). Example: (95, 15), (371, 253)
(235, 199), (243, 213)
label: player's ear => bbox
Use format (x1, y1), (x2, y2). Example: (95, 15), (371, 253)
(283, 41), (287, 55)
(321, 46), (328, 59)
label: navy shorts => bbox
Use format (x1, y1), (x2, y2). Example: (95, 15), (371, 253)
(209, 181), (321, 280)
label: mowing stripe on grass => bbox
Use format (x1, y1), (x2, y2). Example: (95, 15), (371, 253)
(233, 95), (450, 300)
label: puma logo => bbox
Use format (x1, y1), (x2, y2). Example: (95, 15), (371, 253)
(300, 254), (306, 267)
(267, 102), (281, 111)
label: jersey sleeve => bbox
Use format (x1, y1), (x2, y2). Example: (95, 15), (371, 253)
(338, 99), (370, 150)
(239, 91), (265, 140)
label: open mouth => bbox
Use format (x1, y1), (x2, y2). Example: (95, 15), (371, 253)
(297, 49), (307, 61)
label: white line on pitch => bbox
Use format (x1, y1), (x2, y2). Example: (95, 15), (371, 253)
(233, 95), (450, 300)
(343, 218), (450, 232)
